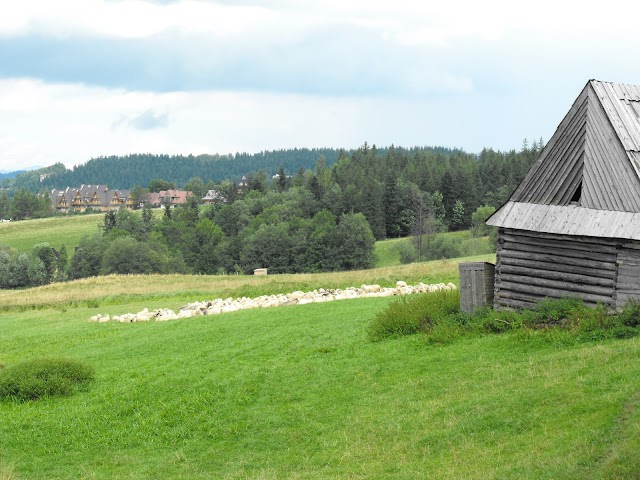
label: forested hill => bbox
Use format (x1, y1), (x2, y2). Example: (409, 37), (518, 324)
(41, 148), (347, 190)
(11, 145), (462, 191)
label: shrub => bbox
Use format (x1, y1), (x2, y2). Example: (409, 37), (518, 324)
(370, 295), (640, 345)
(368, 290), (460, 341)
(619, 300), (640, 327)
(425, 235), (462, 260)
(396, 241), (417, 264)
(522, 297), (585, 329)
(0, 357), (94, 401)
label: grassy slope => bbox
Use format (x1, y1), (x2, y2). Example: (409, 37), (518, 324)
(0, 256), (495, 311)
(375, 231), (492, 268)
(1, 266), (640, 478)
(0, 209), (164, 254)
(0, 214), (104, 253)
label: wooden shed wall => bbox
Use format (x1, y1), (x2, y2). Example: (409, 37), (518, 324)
(494, 228), (619, 309)
(616, 245), (640, 308)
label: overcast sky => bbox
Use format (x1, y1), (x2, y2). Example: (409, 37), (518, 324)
(1, 0), (639, 172)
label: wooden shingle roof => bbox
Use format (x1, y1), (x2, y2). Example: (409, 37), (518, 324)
(488, 79), (640, 239)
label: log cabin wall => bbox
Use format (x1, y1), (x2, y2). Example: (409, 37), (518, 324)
(615, 245), (640, 309)
(495, 228), (619, 309)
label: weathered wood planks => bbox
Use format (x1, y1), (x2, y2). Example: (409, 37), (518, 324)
(495, 228), (620, 309)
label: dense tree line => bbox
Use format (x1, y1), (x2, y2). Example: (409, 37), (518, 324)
(0, 243), (67, 288)
(65, 198), (375, 280)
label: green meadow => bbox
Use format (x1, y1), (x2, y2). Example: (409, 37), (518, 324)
(0, 210), (165, 255)
(0, 216), (637, 478)
(0, 214), (104, 254)
(1, 258), (640, 478)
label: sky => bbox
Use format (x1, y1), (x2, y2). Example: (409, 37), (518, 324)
(1, 0), (640, 172)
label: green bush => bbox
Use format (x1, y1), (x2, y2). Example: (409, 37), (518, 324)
(0, 357), (95, 401)
(370, 295), (640, 345)
(425, 235), (462, 260)
(396, 241), (417, 264)
(368, 290), (460, 341)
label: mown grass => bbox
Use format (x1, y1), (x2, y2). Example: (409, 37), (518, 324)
(0, 254), (495, 312)
(1, 263), (640, 478)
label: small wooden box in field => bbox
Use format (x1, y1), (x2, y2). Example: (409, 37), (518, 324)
(459, 262), (495, 313)
(254, 268), (268, 276)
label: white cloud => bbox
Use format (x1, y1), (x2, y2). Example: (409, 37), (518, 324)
(0, 0), (278, 38)
(0, 78), (531, 172)
(2, 0), (640, 173)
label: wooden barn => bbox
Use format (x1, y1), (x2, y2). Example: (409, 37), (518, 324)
(486, 79), (640, 310)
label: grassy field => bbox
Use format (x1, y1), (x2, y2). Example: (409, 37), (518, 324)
(374, 231), (493, 267)
(0, 214), (104, 253)
(0, 209), (165, 254)
(1, 260), (640, 478)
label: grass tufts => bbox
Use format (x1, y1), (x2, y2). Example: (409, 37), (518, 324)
(0, 357), (94, 402)
(367, 290), (459, 341)
(370, 294), (640, 345)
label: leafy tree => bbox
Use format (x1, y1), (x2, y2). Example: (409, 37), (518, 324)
(181, 218), (224, 274)
(148, 178), (176, 193)
(27, 256), (48, 286)
(103, 211), (117, 234)
(55, 245), (68, 281)
(163, 203), (172, 220)
(431, 191), (446, 223)
(397, 241), (418, 264)
(101, 237), (162, 275)
(241, 223), (294, 274)
(471, 205), (497, 237)
(142, 203), (154, 235)
(32, 243), (57, 283)
(450, 200), (465, 231)
(246, 170), (267, 194)
(334, 213), (375, 270)
(68, 234), (109, 280)
(10, 189), (51, 220)
(8, 253), (31, 287)
(184, 176), (207, 199)
(0, 250), (11, 288)
(130, 185), (149, 208)
(115, 208), (145, 240)
(302, 210), (338, 272)
(0, 190), (10, 220)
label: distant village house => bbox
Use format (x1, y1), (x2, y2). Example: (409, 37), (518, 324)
(201, 189), (227, 205)
(49, 185), (134, 213)
(148, 190), (193, 207)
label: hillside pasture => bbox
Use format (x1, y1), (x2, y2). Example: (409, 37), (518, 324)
(0, 213), (104, 253)
(0, 254), (495, 311)
(0, 209), (165, 254)
(374, 231), (494, 267)
(1, 262), (639, 478)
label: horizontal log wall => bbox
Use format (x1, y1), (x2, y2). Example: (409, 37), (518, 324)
(495, 228), (619, 309)
(616, 247), (640, 309)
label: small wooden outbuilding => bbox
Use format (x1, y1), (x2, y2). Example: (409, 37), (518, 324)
(487, 79), (640, 310)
